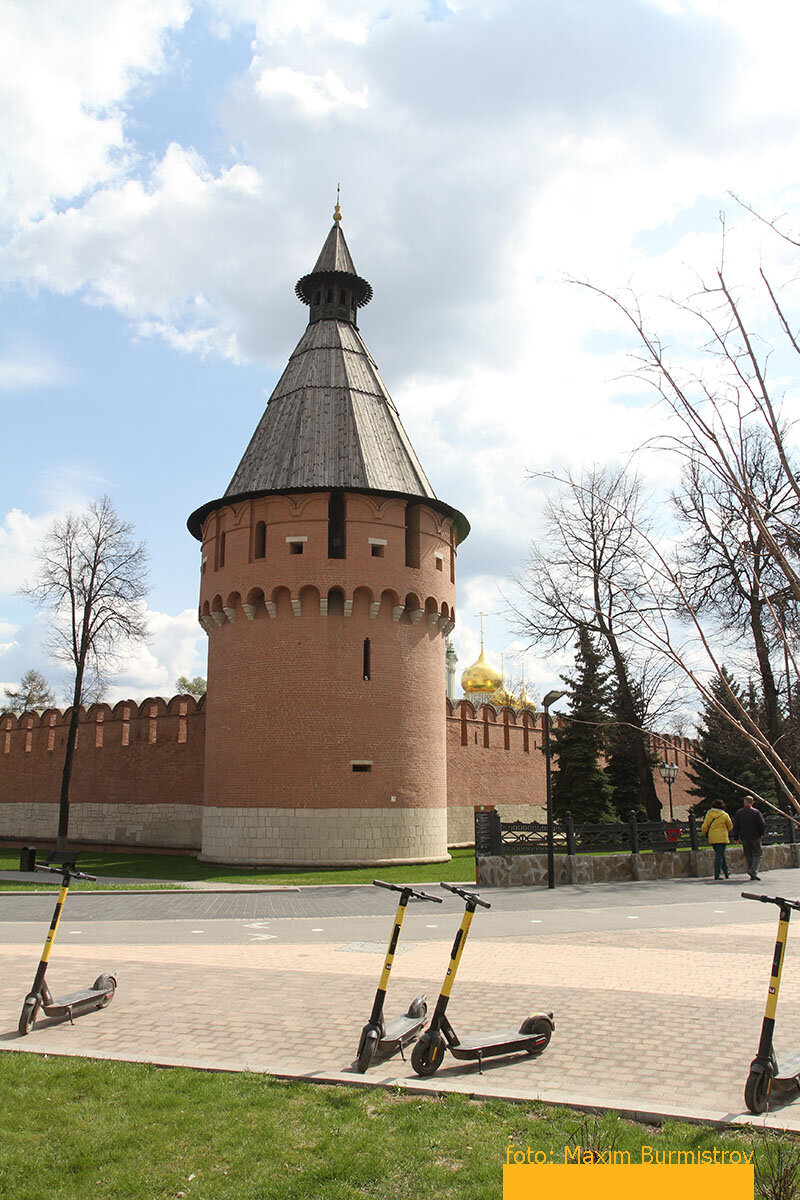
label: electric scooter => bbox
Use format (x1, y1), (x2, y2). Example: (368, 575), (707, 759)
(355, 879), (443, 1072)
(742, 891), (800, 1114)
(18, 861), (117, 1035)
(410, 882), (554, 1077)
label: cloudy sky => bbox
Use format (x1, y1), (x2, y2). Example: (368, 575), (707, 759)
(2, 0), (799, 712)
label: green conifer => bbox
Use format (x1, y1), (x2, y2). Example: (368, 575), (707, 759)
(689, 667), (777, 814)
(552, 627), (615, 822)
(605, 673), (655, 819)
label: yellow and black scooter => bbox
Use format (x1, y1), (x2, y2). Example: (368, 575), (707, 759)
(410, 882), (554, 1077)
(355, 879), (442, 1072)
(18, 861), (117, 1035)
(742, 891), (800, 1114)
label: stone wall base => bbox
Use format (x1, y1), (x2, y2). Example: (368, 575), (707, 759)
(0, 802), (202, 849)
(478, 843), (800, 887)
(200, 804), (450, 866)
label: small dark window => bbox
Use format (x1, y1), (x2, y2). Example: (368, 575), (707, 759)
(371, 543), (384, 557)
(340, 289), (347, 304)
(363, 638), (371, 680)
(290, 541), (303, 555)
(326, 288), (333, 302)
(218, 531), (226, 568)
(328, 492), (346, 558)
(352, 762), (372, 773)
(405, 504), (421, 568)
(254, 521), (266, 559)
(315, 290), (321, 304)
(435, 556), (443, 571)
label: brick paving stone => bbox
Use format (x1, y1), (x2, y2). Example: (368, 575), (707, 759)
(3, 877), (800, 1133)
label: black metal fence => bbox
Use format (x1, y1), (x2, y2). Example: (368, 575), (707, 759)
(474, 808), (798, 858)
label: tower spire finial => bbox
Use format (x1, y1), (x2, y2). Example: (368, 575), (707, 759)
(477, 611), (486, 654)
(333, 182), (342, 223)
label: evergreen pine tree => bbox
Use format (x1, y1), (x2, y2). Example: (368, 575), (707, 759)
(551, 627), (615, 822)
(689, 667), (777, 814)
(605, 673), (656, 820)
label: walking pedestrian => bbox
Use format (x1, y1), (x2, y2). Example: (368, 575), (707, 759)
(732, 795), (766, 881)
(701, 803), (733, 880)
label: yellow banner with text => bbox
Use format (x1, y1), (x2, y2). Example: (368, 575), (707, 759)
(503, 1163), (753, 1199)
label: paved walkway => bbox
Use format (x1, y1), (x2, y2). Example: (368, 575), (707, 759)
(2, 870), (800, 1132)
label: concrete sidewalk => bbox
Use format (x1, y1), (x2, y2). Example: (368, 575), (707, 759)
(2, 872), (800, 1133)
(0, 869), (303, 890)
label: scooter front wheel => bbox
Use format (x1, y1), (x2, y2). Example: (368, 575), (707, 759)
(18, 997), (39, 1036)
(744, 1068), (772, 1115)
(411, 1032), (445, 1078)
(92, 974), (117, 1008)
(356, 1029), (379, 1074)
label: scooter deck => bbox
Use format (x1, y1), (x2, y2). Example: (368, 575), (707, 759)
(379, 1013), (426, 1052)
(448, 1029), (543, 1059)
(773, 1049), (800, 1092)
(45, 986), (109, 1013)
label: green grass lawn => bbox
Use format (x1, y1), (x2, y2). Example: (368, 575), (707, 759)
(0, 847), (476, 890)
(0, 1054), (790, 1200)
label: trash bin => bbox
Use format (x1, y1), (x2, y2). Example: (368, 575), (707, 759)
(19, 845), (36, 872)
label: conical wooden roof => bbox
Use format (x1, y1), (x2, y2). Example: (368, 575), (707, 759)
(225, 318), (435, 497)
(188, 218), (469, 541)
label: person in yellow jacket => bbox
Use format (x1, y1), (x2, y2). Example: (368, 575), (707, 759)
(701, 804), (734, 880)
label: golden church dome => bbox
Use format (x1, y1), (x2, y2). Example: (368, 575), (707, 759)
(461, 649), (503, 695)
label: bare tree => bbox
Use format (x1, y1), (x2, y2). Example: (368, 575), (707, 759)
(574, 212), (800, 813)
(3, 668), (55, 715)
(673, 428), (798, 748)
(512, 464), (664, 819)
(22, 497), (149, 853)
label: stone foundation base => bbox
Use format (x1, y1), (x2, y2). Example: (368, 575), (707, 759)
(0, 802), (202, 850)
(200, 804), (449, 866)
(478, 843), (800, 887)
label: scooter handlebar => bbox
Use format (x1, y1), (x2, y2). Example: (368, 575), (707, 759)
(34, 863), (97, 882)
(742, 891), (800, 910)
(372, 880), (443, 903)
(440, 881), (491, 909)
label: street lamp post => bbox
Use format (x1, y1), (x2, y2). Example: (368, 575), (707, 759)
(659, 760), (679, 821)
(542, 689), (567, 890)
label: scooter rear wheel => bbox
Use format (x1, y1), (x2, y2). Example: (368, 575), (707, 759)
(411, 1033), (445, 1078)
(744, 1068), (772, 1115)
(356, 1029), (379, 1074)
(18, 998), (39, 1036)
(92, 974), (117, 1008)
(519, 1015), (553, 1054)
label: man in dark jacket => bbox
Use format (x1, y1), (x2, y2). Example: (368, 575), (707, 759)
(732, 795), (767, 880)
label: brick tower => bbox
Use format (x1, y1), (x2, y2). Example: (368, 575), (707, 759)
(188, 205), (469, 865)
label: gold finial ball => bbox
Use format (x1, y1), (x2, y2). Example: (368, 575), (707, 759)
(333, 203), (342, 222)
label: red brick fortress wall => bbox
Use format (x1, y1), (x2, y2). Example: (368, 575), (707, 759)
(445, 701), (698, 844)
(0, 696), (205, 848)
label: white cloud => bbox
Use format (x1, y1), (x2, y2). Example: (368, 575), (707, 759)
(3, 0), (800, 703)
(106, 606), (205, 702)
(0, 355), (71, 390)
(0, 0), (190, 221)
(255, 66), (369, 116)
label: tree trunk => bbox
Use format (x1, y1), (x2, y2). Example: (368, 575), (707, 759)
(55, 659), (86, 858)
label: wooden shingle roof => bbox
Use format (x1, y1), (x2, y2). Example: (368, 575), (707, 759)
(225, 319), (436, 498)
(187, 219), (469, 542)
